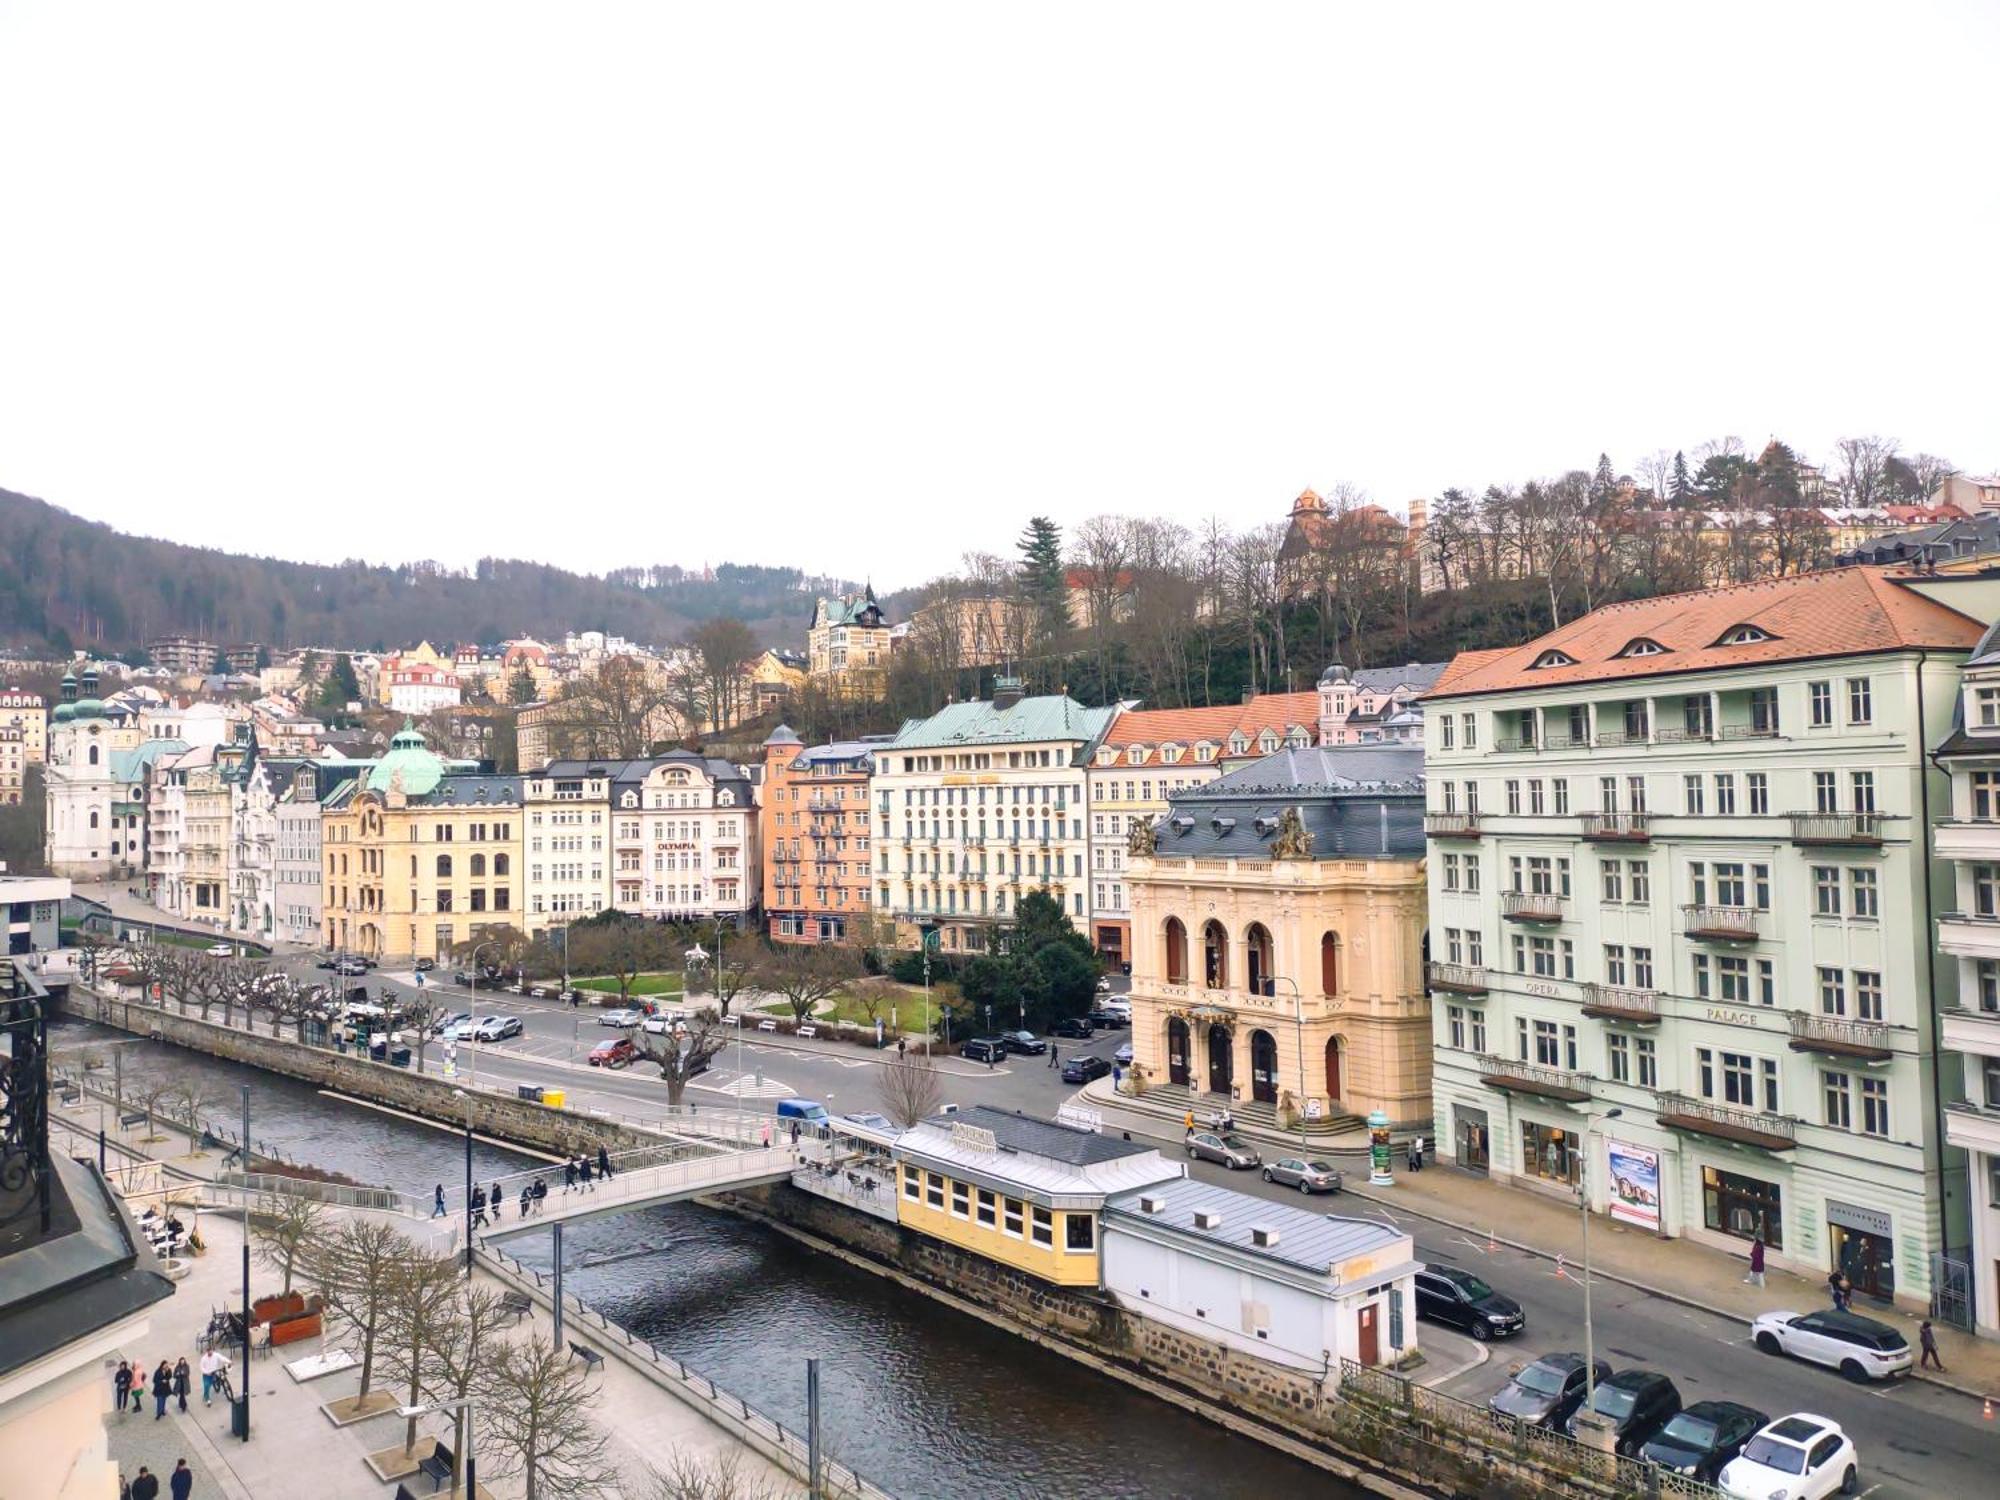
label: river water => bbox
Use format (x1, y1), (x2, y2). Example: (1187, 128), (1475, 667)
(61, 1024), (1361, 1500)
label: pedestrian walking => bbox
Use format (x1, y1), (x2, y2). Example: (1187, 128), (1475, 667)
(760, 1121), (772, 1148)
(129, 1467), (159, 1500)
(489, 1179), (503, 1219)
(1047, 1044), (1058, 1069)
(789, 1120), (800, 1146)
(198, 1350), (219, 1405)
(532, 1178), (547, 1210)
(1183, 1109), (1194, 1136)
(469, 1185), (487, 1229)
(563, 1158), (576, 1192)
(519, 1185), (532, 1217)
(169, 1459), (193, 1500)
(115, 1360), (134, 1415)
(207, 1352), (232, 1405)
(1407, 1136), (1421, 1172)
(578, 1156), (593, 1190)
(1920, 1319), (1945, 1371)
(151, 1360), (172, 1419)
(597, 1143), (613, 1180)
(173, 1357), (190, 1412)
(432, 1184), (446, 1218)
(896, 1037), (906, 1059)
(1743, 1234), (1766, 1288)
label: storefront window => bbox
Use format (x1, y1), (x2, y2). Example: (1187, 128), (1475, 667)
(1520, 1121), (1580, 1186)
(1702, 1166), (1782, 1250)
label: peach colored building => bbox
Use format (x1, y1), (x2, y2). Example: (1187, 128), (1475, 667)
(760, 725), (878, 943)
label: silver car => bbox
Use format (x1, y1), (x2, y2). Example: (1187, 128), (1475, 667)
(1263, 1157), (1342, 1194)
(1186, 1130), (1262, 1170)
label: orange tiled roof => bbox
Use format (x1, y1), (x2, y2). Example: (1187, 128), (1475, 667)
(1229, 690), (1321, 738)
(1102, 703), (1241, 749)
(1429, 567), (1982, 700)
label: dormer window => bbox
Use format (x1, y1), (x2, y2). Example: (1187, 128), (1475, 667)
(1257, 732), (1278, 753)
(1161, 744), (1182, 764)
(1210, 816), (1236, 835)
(1170, 815), (1195, 835)
(1227, 734), (1248, 755)
(1714, 623), (1776, 647)
(1096, 747), (1116, 766)
(1127, 746), (1145, 765)
(1974, 685), (2000, 731)
(1615, 637), (1670, 658)
(1530, 648), (1578, 669)
(1194, 742), (1216, 763)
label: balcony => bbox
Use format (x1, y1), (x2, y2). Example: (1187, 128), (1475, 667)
(1592, 728), (1646, 748)
(1719, 723), (1781, 742)
(1945, 1100), (2000, 1156)
(1940, 1005), (2000, 1057)
(1935, 819), (2000, 860)
(1494, 736), (1540, 754)
(1786, 1010), (1894, 1063)
(1541, 730), (1590, 751)
(1424, 811), (1482, 839)
(1579, 983), (1661, 1023)
(1426, 962), (1489, 996)
(1500, 890), (1566, 924)
(1682, 904), (1762, 943)
(1937, 911), (2000, 961)
(1787, 812), (1883, 847)
(1655, 725), (1714, 745)
(1475, 1055), (1592, 1104)
(1579, 812), (1650, 843)
(1655, 1092), (1796, 1152)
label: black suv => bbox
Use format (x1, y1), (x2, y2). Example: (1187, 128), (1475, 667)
(1413, 1265), (1525, 1341)
(996, 1030), (1046, 1056)
(1488, 1353), (1611, 1429)
(1061, 1054), (1112, 1084)
(960, 1037), (1008, 1064)
(1638, 1400), (1768, 1482)
(1050, 1017), (1095, 1039)
(1562, 1369), (1681, 1455)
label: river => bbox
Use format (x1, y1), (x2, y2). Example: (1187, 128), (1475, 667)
(59, 1023), (1363, 1500)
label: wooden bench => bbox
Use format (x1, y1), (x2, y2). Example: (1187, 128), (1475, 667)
(568, 1339), (604, 1374)
(416, 1440), (454, 1492)
(499, 1291), (533, 1324)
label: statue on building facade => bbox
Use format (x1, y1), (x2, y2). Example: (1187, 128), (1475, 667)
(1270, 804), (1314, 860)
(1127, 817), (1157, 857)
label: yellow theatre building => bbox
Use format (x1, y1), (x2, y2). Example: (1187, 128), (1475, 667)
(320, 725), (521, 964)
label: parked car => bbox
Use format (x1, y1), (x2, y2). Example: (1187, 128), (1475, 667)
(1087, 1007), (1128, 1029)
(414, 957), (435, 972)
(1562, 1369), (1680, 1454)
(840, 1111), (896, 1132)
(960, 1037), (1008, 1064)
(641, 1010), (691, 1035)
(776, 1099), (830, 1128)
(599, 1008), (643, 1029)
(1061, 1054), (1112, 1084)
(1719, 1413), (1857, 1500)
(1096, 996), (1132, 1020)
(1112, 1040), (1134, 1065)
(1185, 1131), (1261, 1169)
(588, 1038), (637, 1068)
(1639, 1400), (1769, 1483)
(336, 958), (368, 976)
(1412, 1264), (1524, 1341)
(1095, 976), (1113, 994)
(468, 1015), (523, 1042)
(1751, 1308), (1913, 1382)
(997, 1030), (1046, 1056)
(1051, 1016), (1095, 1040)
(1487, 1353), (1610, 1429)
(315, 955), (340, 971)
(430, 1011), (472, 1037)
(1262, 1157), (1343, 1195)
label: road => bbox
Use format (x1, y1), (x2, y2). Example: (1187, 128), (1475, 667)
(282, 958), (1988, 1497)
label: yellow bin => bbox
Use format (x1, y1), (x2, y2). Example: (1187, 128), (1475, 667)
(541, 1088), (566, 1108)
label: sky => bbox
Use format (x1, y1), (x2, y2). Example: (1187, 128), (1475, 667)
(2, 2), (1997, 590)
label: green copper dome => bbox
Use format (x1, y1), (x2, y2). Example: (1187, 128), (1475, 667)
(366, 723), (445, 797)
(52, 702), (75, 723)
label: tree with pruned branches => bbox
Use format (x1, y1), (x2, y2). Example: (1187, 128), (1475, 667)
(757, 942), (862, 1025)
(480, 1332), (617, 1500)
(877, 1053), (943, 1129)
(635, 1011), (729, 1108)
(252, 1194), (329, 1295)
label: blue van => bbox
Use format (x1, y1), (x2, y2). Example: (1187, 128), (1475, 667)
(775, 1098), (830, 1127)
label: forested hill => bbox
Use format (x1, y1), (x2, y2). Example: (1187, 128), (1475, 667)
(0, 487), (859, 653)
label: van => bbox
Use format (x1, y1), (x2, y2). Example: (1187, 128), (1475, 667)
(775, 1098), (830, 1127)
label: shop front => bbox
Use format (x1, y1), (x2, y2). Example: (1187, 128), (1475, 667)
(1454, 1103), (1490, 1173)
(1701, 1164), (1784, 1250)
(1827, 1200), (1895, 1303)
(1520, 1118), (1581, 1188)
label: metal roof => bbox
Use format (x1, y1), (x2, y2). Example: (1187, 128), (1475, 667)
(889, 694), (1117, 753)
(1103, 1177), (1408, 1278)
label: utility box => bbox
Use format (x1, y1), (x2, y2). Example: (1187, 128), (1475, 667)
(541, 1088), (566, 1108)
(229, 1395), (248, 1439)
(516, 1085), (544, 1103)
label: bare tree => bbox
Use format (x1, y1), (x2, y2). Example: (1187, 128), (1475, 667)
(135, 1078), (175, 1143)
(166, 1078), (227, 1156)
(645, 1449), (783, 1500)
(1635, 449), (1674, 502)
(541, 655), (683, 759)
(877, 1053), (943, 1128)
(635, 1012), (730, 1108)
(757, 942), (861, 1024)
(314, 1219), (413, 1408)
(1835, 434), (1901, 508)
(380, 1250), (465, 1463)
(400, 993), (441, 1073)
(690, 617), (763, 732)
(252, 1194), (329, 1295)
(846, 975), (902, 1031)
(566, 918), (670, 1006)
(479, 1332), (617, 1500)
(428, 1282), (509, 1496)
(684, 946), (753, 1019)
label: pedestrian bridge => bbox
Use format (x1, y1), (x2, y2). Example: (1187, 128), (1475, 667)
(466, 1142), (798, 1243)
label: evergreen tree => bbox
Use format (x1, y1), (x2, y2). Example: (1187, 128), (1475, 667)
(1668, 451), (1692, 506)
(317, 653), (361, 713)
(508, 666), (539, 705)
(1592, 452), (1617, 501)
(1015, 516), (1068, 663)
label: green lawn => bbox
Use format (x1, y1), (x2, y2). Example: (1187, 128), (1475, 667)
(573, 972), (686, 997)
(822, 983), (961, 1034)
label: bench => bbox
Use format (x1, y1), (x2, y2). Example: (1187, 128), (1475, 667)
(796, 1024), (817, 1038)
(568, 1339), (604, 1374)
(500, 1291), (533, 1325)
(755, 1019), (777, 1032)
(416, 1438), (454, 1491)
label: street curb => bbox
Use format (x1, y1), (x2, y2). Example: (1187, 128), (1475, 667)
(1076, 1083), (1994, 1405)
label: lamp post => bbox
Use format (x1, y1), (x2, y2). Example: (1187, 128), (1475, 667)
(466, 940), (496, 1091)
(1570, 1106), (1622, 1439)
(398, 1397), (475, 1500)
(454, 1087), (473, 1273)
(238, 1083), (251, 1442)
(1271, 975), (1306, 1157)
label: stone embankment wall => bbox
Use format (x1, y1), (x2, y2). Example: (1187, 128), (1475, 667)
(59, 987), (663, 1158)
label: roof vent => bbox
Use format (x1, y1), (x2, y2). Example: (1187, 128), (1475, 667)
(1210, 816), (1235, 835)
(1170, 816), (1194, 835)
(1193, 1208), (1223, 1230)
(1251, 1225), (1280, 1248)
(1138, 1194), (1166, 1215)
(1253, 815), (1278, 836)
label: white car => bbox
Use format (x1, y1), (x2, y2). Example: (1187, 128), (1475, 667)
(599, 1008), (642, 1029)
(205, 942), (235, 957)
(462, 1015), (523, 1042)
(1718, 1413), (1856, 1499)
(1750, 1307), (1913, 1382)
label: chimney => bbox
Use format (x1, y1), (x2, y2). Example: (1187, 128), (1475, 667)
(992, 676), (1024, 712)
(1251, 1225), (1280, 1248)
(1138, 1194), (1166, 1215)
(1240, 688), (1254, 705)
(1193, 1208), (1223, 1230)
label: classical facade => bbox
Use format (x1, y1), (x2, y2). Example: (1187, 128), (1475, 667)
(43, 671), (146, 880)
(874, 679), (1115, 953)
(761, 726), (878, 943)
(0, 726), (21, 806)
(0, 687), (47, 766)
(807, 589), (892, 696)
(320, 726), (521, 963)
(1125, 746), (1430, 1130)
(1317, 663), (1443, 745)
(1424, 566), (1978, 1310)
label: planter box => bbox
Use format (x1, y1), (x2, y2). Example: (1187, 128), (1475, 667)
(270, 1311), (322, 1346)
(253, 1292), (306, 1325)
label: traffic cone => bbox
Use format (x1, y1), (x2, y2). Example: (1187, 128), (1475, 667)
(1984, 1395), (1993, 1421)
(1486, 1226), (1499, 1252)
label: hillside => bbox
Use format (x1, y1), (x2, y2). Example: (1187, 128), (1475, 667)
(0, 487), (864, 653)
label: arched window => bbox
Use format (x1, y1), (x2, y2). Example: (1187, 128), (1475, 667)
(494, 853), (509, 876)
(436, 854), (453, 878)
(470, 853), (486, 877)
(1243, 922), (1274, 996)
(1201, 919), (1228, 990)
(88, 743), (100, 766)
(1321, 931), (1341, 996)
(89, 810), (99, 829)
(1163, 917), (1187, 984)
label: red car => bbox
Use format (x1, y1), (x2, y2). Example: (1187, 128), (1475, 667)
(588, 1038), (637, 1069)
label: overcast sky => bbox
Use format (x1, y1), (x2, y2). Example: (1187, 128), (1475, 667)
(2, 3), (1995, 589)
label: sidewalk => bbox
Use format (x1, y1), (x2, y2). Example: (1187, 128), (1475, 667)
(1079, 1079), (2000, 1403)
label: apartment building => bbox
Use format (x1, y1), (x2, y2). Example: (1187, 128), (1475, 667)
(875, 679), (1115, 953)
(145, 635), (219, 674)
(0, 687), (47, 765)
(0, 726), (22, 806)
(761, 726), (878, 943)
(522, 753), (760, 933)
(320, 726), (522, 964)
(1933, 630), (2000, 1334)
(1424, 567), (1979, 1311)
(807, 589), (892, 697)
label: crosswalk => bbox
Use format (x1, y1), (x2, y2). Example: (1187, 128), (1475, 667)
(693, 1070), (796, 1100)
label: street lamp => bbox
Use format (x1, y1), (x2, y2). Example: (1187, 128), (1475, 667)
(398, 1397), (475, 1499)
(1271, 975), (1306, 1158)
(1570, 1106), (1622, 1440)
(453, 1087), (474, 1273)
